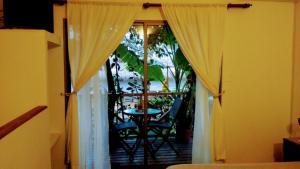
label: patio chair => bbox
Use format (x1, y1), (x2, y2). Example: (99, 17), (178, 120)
(113, 121), (141, 162)
(147, 96), (183, 155)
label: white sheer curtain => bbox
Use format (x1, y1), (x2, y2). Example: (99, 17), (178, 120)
(78, 66), (110, 169)
(162, 4), (227, 162)
(192, 78), (211, 163)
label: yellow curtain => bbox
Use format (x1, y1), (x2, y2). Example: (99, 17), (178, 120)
(67, 2), (140, 168)
(162, 4), (226, 161)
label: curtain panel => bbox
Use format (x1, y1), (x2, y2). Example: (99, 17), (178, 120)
(66, 2), (140, 168)
(77, 66), (109, 169)
(162, 4), (227, 162)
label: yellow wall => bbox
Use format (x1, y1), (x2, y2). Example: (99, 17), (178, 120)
(222, 1), (294, 162)
(0, 30), (52, 169)
(48, 4), (67, 169)
(0, 1), (294, 167)
(0, 5), (67, 169)
(291, 1), (300, 137)
(0, 30), (49, 125)
(135, 0), (295, 162)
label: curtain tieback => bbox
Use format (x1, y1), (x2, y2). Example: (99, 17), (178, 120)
(213, 90), (225, 99)
(60, 91), (77, 96)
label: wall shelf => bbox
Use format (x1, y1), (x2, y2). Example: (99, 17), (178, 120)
(46, 31), (61, 49)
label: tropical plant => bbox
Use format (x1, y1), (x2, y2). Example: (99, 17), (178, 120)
(126, 74), (143, 93)
(110, 54), (123, 93)
(147, 25), (196, 142)
(148, 24), (193, 93)
(110, 25), (196, 137)
(148, 95), (173, 110)
(114, 44), (164, 83)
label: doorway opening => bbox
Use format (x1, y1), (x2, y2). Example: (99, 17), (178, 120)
(108, 21), (196, 168)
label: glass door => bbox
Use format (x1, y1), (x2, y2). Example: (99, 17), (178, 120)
(109, 21), (195, 169)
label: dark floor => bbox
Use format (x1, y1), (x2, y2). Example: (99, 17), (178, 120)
(110, 137), (192, 169)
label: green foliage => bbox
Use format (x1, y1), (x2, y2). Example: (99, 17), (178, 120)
(115, 44), (144, 75)
(148, 25), (177, 52)
(148, 25), (192, 92)
(115, 44), (164, 82)
(110, 24), (196, 130)
(126, 76), (143, 93)
(175, 49), (191, 75)
(110, 55), (123, 93)
(148, 95), (173, 109)
(148, 25), (196, 130)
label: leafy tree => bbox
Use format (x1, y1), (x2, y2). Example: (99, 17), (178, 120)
(148, 25), (192, 92)
(114, 44), (164, 82)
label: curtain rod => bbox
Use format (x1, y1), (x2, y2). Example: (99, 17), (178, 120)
(143, 3), (252, 9)
(53, 1), (252, 9)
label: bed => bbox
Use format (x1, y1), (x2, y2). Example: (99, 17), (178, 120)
(166, 162), (300, 169)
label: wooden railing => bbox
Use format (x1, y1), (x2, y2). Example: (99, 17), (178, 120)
(108, 92), (185, 97)
(0, 106), (47, 140)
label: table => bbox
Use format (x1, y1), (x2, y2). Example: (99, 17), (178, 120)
(124, 108), (161, 117)
(124, 108), (161, 124)
(123, 108), (161, 159)
(283, 137), (300, 161)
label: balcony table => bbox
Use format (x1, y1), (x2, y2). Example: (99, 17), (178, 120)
(123, 108), (162, 159)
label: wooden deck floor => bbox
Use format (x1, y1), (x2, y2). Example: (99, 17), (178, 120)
(110, 137), (192, 169)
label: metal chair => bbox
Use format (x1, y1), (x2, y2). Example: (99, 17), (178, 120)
(113, 121), (141, 162)
(147, 97), (183, 155)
